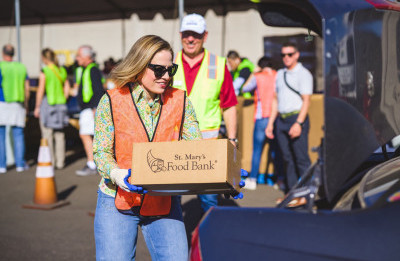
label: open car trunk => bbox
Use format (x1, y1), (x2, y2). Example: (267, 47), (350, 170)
(191, 1), (400, 260)
(259, 0), (400, 203)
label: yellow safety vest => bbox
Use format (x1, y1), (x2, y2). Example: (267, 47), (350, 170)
(42, 64), (67, 105)
(173, 49), (226, 138)
(0, 61), (26, 103)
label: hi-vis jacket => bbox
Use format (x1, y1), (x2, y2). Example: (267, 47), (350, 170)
(173, 49), (225, 139)
(0, 61), (27, 103)
(233, 58), (255, 98)
(76, 63), (96, 103)
(42, 64), (67, 105)
(106, 85), (186, 216)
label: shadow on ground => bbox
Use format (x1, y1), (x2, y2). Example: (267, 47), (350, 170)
(58, 185), (78, 200)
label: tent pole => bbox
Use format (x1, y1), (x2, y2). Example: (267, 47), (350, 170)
(121, 18), (126, 56)
(179, 0), (184, 23)
(39, 24), (44, 69)
(221, 5), (227, 57)
(15, 0), (21, 62)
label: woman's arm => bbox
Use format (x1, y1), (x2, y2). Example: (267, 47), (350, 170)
(181, 98), (202, 141)
(34, 72), (46, 118)
(93, 94), (119, 180)
(63, 78), (71, 100)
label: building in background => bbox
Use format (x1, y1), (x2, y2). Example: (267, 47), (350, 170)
(0, 9), (321, 90)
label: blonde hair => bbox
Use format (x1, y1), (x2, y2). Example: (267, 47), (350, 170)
(42, 48), (59, 67)
(110, 35), (174, 88)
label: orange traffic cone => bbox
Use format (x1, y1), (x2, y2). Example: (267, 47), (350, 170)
(22, 138), (69, 210)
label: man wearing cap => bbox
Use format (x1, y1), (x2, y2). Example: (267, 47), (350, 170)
(0, 44), (30, 173)
(173, 13), (238, 213)
(266, 42), (312, 192)
(74, 45), (104, 176)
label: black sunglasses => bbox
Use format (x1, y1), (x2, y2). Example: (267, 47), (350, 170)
(181, 31), (205, 39)
(280, 52), (296, 58)
(148, 63), (178, 78)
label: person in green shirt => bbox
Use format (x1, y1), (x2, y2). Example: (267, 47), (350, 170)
(0, 44), (30, 173)
(73, 45), (104, 176)
(227, 50), (255, 97)
(34, 48), (70, 169)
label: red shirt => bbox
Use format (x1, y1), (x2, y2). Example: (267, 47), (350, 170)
(181, 54), (238, 109)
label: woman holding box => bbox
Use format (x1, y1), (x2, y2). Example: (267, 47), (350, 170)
(93, 35), (203, 260)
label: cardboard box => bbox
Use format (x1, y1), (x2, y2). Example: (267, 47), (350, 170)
(131, 139), (242, 195)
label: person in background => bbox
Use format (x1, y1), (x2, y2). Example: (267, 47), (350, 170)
(227, 50), (255, 97)
(102, 57), (117, 90)
(241, 56), (277, 190)
(93, 35), (202, 260)
(74, 45), (104, 176)
(0, 44), (30, 173)
(173, 13), (238, 213)
(266, 42), (312, 196)
(34, 48), (70, 169)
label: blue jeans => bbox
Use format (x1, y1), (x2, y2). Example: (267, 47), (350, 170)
(276, 115), (311, 191)
(197, 194), (218, 213)
(0, 126), (26, 168)
(249, 118), (284, 181)
(250, 118), (269, 179)
(94, 191), (188, 261)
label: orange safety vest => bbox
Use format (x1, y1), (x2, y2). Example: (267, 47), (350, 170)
(254, 69), (277, 120)
(106, 85), (186, 216)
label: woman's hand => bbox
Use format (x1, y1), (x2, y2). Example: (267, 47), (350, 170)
(224, 169), (248, 199)
(123, 169), (147, 194)
(110, 169), (131, 192)
(110, 169), (147, 194)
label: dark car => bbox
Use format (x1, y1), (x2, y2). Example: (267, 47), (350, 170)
(190, 0), (400, 260)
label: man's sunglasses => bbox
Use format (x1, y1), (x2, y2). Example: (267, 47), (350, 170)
(181, 31), (205, 39)
(280, 52), (296, 58)
(148, 63), (178, 78)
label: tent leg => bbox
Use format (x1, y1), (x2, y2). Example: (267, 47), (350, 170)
(179, 0), (184, 22)
(15, 0), (21, 61)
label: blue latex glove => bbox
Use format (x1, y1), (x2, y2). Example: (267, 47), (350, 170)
(123, 169), (148, 194)
(224, 169), (248, 199)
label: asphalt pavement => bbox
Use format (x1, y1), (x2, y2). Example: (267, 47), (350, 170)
(0, 155), (283, 260)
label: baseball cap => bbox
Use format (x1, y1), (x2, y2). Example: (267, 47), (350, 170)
(180, 14), (206, 34)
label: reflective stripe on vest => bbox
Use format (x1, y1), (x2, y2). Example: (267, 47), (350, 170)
(173, 49), (225, 132)
(201, 129), (219, 139)
(254, 70), (277, 120)
(0, 61), (26, 103)
(107, 86), (186, 217)
(42, 65), (67, 105)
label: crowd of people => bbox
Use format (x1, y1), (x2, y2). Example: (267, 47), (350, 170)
(0, 13), (314, 259)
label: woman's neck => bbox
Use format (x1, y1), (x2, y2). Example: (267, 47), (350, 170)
(140, 85), (157, 103)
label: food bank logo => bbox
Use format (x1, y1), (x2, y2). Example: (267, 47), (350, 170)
(147, 150), (216, 173)
(147, 150), (165, 173)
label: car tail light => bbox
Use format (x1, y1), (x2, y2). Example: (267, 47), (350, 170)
(365, 0), (400, 11)
(189, 226), (203, 261)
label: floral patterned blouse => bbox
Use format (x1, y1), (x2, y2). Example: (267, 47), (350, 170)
(93, 85), (202, 197)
